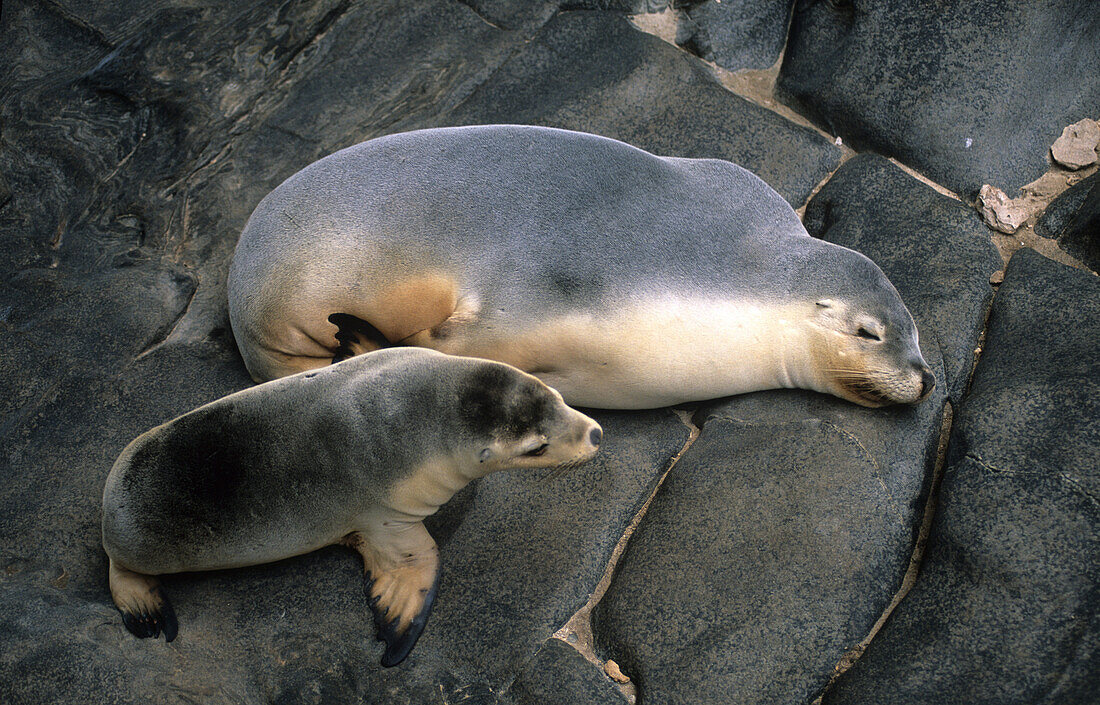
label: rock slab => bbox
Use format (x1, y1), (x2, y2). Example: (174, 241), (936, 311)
(777, 0), (1100, 198)
(509, 639), (629, 705)
(825, 249), (1100, 705)
(593, 379), (947, 705)
(1036, 171), (1100, 272)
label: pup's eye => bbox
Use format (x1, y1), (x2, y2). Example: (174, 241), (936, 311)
(856, 327), (882, 341)
(525, 443), (549, 457)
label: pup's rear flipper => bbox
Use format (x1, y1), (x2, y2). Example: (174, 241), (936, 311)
(109, 559), (179, 642)
(328, 313), (391, 363)
(369, 568), (440, 667)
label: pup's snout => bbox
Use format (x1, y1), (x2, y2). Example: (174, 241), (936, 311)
(589, 427), (602, 448)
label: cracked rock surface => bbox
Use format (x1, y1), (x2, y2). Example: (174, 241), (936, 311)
(824, 249), (1100, 705)
(2, 0), (1098, 703)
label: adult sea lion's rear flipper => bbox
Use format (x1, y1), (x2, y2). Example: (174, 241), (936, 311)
(108, 559), (179, 642)
(344, 523), (440, 667)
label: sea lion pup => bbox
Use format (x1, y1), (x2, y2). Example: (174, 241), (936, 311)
(228, 124), (935, 409)
(102, 348), (602, 666)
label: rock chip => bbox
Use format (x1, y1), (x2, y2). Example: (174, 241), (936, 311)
(776, 0), (1100, 198)
(1050, 118), (1100, 169)
(1035, 171), (1100, 271)
(824, 249), (1100, 705)
(804, 154), (1002, 402)
(447, 10), (841, 206)
(675, 0), (794, 71)
(977, 184), (1029, 234)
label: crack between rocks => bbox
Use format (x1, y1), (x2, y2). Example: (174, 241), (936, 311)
(39, 0), (115, 52)
(134, 275), (199, 360)
(796, 155), (852, 217)
(454, 0), (505, 30)
(812, 400), (954, 705)
(886, 157), (964, 203)
(961, 453), (1099, 509)
(552, 407), (701, 702)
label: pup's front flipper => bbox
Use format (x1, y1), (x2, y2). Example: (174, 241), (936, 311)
(108, 559), (178, 642)
(345, 521), (440, 667)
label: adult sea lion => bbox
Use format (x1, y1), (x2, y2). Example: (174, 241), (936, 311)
(228, 125), (935, 408)
(102, 348), (602, 666)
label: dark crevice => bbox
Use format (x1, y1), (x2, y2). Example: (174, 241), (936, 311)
(39, 0), (116, 52)
(812, 401), (955, 705)
(554, 409), (700, 703)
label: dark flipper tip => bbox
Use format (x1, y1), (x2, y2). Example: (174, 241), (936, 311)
(370, 570), (441, 667)
(119, 592), (178, 642)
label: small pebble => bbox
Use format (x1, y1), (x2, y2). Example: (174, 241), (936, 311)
(990, 270), (1004, 285)
(604, 659), (630, 683)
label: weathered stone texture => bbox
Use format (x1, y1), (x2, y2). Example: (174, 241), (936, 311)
(777, 0), (1100, 198)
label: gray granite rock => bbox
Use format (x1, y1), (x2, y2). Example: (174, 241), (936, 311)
(448, 10), (841, 206)
(593, 375), (947, 705)
(824, 249), (1100, 705)
(509, 639), (629, 705)
(777, 0), (1100, 198)
(676, 0), (794, 71)
(1036, 172), (1100, 272)
(804, 154), (1002, 402)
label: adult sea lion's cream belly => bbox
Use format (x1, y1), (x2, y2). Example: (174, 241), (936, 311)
(451, 298), (824, 409)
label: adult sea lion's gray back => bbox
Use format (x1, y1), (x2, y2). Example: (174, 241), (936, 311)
(229, 125), (934, 408)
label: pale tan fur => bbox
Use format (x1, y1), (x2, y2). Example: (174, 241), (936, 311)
(109, 559), (167, 617)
